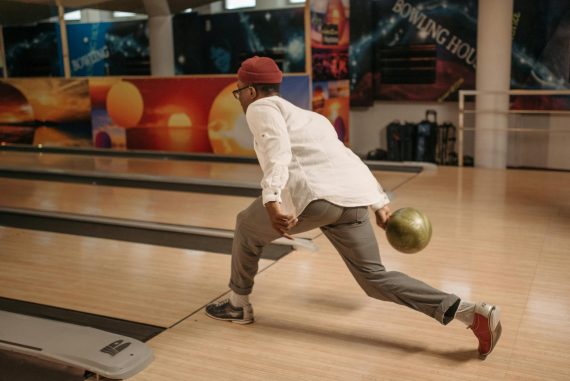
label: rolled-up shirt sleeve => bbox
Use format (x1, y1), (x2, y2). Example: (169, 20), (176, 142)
(370, 182), (391, 211)
(246, 102), (292, 205)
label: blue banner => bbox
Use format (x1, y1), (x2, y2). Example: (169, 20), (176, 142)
(67, 20), (150, 76)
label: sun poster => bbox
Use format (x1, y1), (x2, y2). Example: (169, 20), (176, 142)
(0, 79), (92, 146)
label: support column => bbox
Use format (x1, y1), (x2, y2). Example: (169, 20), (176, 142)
(474, 0), (513, 168)
(143, 0), (174, 76)
(0, 25), (7, 78)
(56, 0), (71, 78)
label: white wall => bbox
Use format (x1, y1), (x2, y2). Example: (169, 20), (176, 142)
(80, 9), (115, 23)
(351, 102), (569, 170)
(507, 114), (570, 170)
(349, 102), (475, 158)
(546, 116), (570, 170)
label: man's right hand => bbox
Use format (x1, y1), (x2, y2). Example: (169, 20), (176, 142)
(265, 201), (298, 239)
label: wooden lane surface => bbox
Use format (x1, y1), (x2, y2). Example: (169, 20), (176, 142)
(374, 167), (570, 380)
(0, 171), (413, 239)
(0, 226), (273, 328)
(0, 177), (263, 233)
(0, 151), (263, 183)
(129, 167), (570, 381)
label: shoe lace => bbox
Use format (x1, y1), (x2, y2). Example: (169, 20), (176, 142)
(212, 298), (230, 307)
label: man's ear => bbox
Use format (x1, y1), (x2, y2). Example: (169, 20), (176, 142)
(249, 86), (257, 98)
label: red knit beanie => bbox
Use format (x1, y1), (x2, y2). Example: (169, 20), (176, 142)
(237, 56), (283, 84)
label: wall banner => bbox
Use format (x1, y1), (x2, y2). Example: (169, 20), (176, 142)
(511, 0), (570, 110)
(67, 21), (150, 77)
(173, 8), (306, 75)
(311, 0), (350, 143)
(3, 23), (63, 77)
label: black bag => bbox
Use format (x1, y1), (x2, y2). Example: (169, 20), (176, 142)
(386, 120), (416, 162)
(386, 121), (402, 161)
(366, 148), (388, 161)
(415, 110), (438, 162)
(400, 122), (416, 161)
(436, 122), (458, 165)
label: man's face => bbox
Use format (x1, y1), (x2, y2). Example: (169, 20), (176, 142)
(235, 80), (257, 113)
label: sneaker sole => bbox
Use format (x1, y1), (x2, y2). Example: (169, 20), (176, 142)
(479, 306), (502, 359)
(205, 311), (254, 325)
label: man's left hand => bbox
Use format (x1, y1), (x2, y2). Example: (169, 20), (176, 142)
(375, 205), (391, 230)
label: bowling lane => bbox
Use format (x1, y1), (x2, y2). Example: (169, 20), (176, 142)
(0, 151), (263, 184)
(0, 177), (323, 239)
(0, 150), (416, 190)
(0, 169), (415, 240)
(0, 226), (273, 328)
(0, 178), (255, 231)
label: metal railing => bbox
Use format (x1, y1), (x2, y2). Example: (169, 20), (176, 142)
(458, 89), (570, 166)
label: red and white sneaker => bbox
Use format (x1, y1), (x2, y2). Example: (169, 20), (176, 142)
(470, 302), (502, 359)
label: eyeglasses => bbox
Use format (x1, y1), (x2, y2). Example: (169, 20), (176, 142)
(232, 85), (252, 99)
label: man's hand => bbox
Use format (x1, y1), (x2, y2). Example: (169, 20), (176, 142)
(265, 201), (298, 239)
(375, 204), (392, 230)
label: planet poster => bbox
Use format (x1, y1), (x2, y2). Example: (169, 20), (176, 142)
(89, 75), (311, 155)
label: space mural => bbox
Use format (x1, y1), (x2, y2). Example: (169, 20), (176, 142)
(2, 20), (150, 77)
(349, 0), (478, 105)
(3, 23), (63, 77)
(173, 8), (306, 75)
(511, 0), (570, 110)
(67, 21), (150, 76)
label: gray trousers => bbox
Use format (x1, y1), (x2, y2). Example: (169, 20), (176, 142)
(230, 198), (460, 325)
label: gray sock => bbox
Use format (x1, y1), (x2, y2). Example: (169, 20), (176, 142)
(229, 291), (250, 308)
(454, 301), (476, 326)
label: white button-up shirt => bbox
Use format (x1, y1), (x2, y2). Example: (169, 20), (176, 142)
(246, 96), (390, 216)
